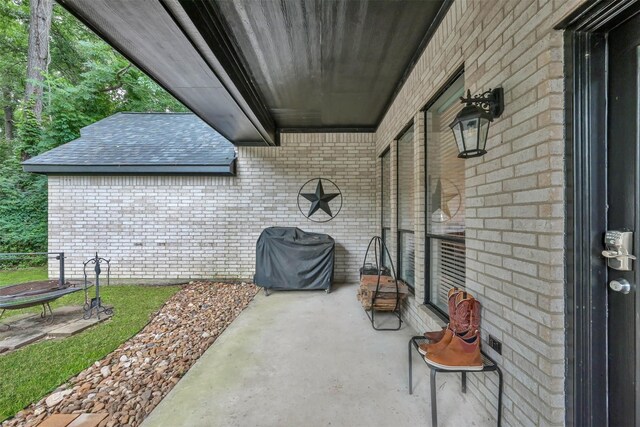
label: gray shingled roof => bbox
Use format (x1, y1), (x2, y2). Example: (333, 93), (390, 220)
(23, 113), (237, 175)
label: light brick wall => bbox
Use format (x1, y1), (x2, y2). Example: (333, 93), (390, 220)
(48, 133), (376, 283)
(376, 1), (585, 426)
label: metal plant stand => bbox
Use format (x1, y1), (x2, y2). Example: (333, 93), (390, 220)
(408, 336), (503, 427)
(83, 253), (113, 319)
(360, 236), (403, 331)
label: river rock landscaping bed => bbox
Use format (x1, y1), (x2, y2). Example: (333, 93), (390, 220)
(2, 281), (258, 427)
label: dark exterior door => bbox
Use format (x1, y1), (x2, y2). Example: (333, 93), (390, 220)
(560, 2), (640, 425)
(607, 12), (640, 426)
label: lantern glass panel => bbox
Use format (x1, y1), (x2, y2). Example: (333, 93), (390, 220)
(479, 117), (490, 150)
(452, 123), (465, 153)
(461, 116), (480, 150)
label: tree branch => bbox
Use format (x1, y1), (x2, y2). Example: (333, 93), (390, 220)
(100, 63), (132, 93)
(100, 83), (123, 93)
(115, 63), (132, 79)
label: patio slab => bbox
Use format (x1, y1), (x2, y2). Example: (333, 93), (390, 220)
(66, 413), (108, 427)
(37, 414), (79, 427)
(142, 285), (494, 427)
(0, 305), (111, 353)
(0, 331), (47, 351)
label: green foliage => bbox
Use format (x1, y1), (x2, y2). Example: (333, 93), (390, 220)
(16, 99), (42, 159)
(0, 0), (28, 130)
(0, 0), (187, 257)
(0, 153), (48, 257)
(0, 283), (180, 421)
(0, 140), (9, 162)
(41, 39), (186, 150)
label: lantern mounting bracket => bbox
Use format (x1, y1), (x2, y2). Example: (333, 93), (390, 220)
(459, 88), (504, 119)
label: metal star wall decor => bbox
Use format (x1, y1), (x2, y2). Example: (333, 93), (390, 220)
(297, 178), (343, 222)
(431, 177), (461, 223)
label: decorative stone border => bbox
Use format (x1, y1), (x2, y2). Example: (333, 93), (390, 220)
(2, 282), (258, 427)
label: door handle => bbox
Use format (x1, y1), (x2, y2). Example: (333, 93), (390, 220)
(609, 278), (632, 294)
(602, 231), (635, 270)
(602, 250), (637, 260)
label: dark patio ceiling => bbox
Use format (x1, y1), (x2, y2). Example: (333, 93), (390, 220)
(59, 0), (450, 146)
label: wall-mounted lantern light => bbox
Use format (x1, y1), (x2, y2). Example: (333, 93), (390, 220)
(449, 88), (504, 159)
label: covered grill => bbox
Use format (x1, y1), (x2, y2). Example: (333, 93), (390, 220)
(254, 227), (335, 293)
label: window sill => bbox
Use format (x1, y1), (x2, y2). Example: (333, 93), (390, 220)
(418, 303), (448, 324)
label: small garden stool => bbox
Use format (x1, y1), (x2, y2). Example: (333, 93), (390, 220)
(408, 336), (503, 427)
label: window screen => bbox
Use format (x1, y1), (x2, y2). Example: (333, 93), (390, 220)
(381, 151), (391, 267)
(425, 74), (466, 314)
(397, 125), (414, 288)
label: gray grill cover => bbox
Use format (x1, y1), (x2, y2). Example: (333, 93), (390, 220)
(254, 227), (335, 290)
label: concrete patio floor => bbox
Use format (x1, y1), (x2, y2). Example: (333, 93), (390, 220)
(142, 284), (494, 427)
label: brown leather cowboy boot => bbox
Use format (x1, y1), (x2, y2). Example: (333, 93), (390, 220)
(422, 287), (461, 341)
(454, 291), (481, 335)
(419, 291), (476, 355)
(423, 326), (447, 342)
(419, 327), (454, 355)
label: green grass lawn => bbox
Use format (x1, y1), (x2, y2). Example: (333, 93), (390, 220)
(0, 266), (48, 286)
(0, 268), (180, 422)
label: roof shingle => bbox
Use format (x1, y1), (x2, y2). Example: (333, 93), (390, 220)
(23, 113), (237, 175)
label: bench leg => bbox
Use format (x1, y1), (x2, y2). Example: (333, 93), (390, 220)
(430, 369), (438, 427)
(497, 367), (503, 427)
(461, 371), (467, 393)
(0, 309), (7, 331)
(408, 339), (413, 395)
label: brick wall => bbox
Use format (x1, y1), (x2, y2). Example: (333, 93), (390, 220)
(48, 132), (376, 283)
(375, 1), (585, 426)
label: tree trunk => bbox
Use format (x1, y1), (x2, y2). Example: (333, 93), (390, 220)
(3, 104), (14, 141)
(25, 0), (52, 123)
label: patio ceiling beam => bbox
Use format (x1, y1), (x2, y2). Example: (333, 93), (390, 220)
(57, 0), (452, 142)
(169, 0), (275, 143)
(58, 0), (278, 147)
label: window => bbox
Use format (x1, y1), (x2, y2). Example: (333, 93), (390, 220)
(425, 73), (466, 314)
(397, 125), (414, 288)
(381, 150), (391, 267)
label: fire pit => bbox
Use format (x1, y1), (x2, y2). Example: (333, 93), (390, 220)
(0, 252), (86, 327)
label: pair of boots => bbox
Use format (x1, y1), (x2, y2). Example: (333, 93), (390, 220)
(419, 288), (483, 371)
